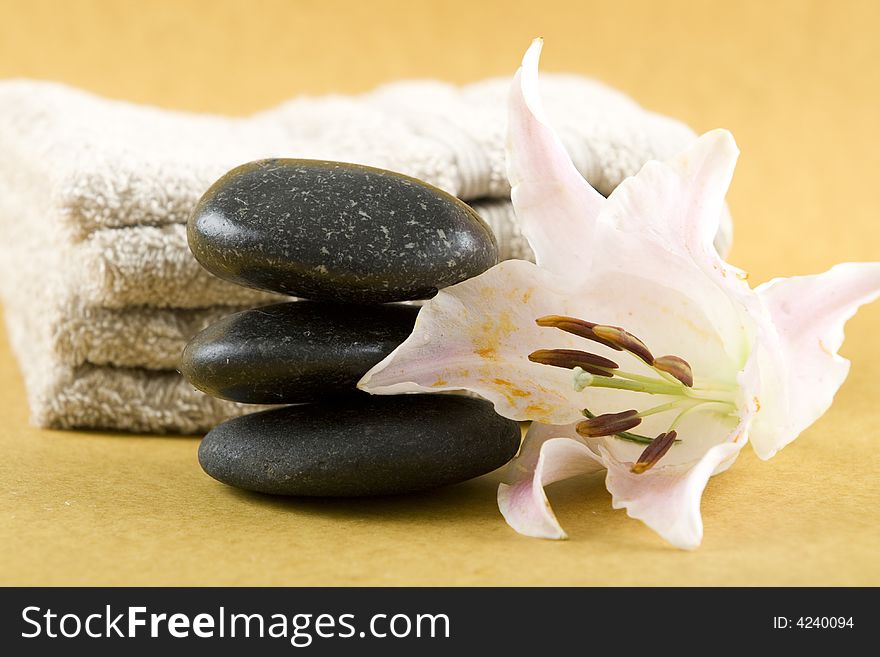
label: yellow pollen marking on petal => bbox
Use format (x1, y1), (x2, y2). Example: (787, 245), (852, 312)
(753, 396), (761, 412)
(525, 403), (551, 418)
(431, 378), (448, 387)
(522, 289), (533, 304)
(472, 311), (517, 363)
(736, 271), (750, 281)
(492, 378), (531, 397)
(481, 378), (532, 407)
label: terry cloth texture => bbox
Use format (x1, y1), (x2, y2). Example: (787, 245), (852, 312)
(0, 74), (729, 433)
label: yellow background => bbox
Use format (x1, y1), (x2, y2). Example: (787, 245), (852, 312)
(1, 0), (878, 585)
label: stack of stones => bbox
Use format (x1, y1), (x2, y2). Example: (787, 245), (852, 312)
(181, 159), (522, 496)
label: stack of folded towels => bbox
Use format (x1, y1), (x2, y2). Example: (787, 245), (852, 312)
(0, 73), (721, 433)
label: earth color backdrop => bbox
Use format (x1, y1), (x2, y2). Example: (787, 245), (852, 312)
(0, 0), (878, 585)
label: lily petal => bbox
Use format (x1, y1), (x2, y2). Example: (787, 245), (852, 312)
(498, 422), (603, 539)
(600, 129), (739, 267)
(716, 205), (735, 259)
(359, 260), (604, 424)
(592, 129), (749, 317)
(512, 41), (754, 373)
(599, 375), (757, 549)
(506, 38), (605, 276)
(589, 130), (756, 366)
(599, 439), (743, 550)
(750, 262), (880, 459)
(359, 256), (743, 424)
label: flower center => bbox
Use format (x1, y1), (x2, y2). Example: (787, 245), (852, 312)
(529, 315), (738, 474)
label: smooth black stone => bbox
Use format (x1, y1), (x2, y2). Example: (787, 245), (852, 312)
(198, 395), (521, 496)
(180, 301), (419, 404)
(187, 159), (498, 303)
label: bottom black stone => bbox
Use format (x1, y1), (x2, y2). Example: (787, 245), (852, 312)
(198, 394), (522, 496)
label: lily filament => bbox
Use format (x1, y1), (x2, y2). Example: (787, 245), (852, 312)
(529, 315), (738, 473)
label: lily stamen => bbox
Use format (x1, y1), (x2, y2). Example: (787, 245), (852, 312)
(534, 314), (737, 471)
(535, 315), (623, 352)
(631, 431), (678, 474)
(581, 409), (675, 445)
(576, 409), (641, 437)
(591, 325), (654, 365)
(653, 355), (694, 387)
(528, 349), (619, 377)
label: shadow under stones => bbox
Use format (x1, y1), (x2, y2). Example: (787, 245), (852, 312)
(223, 470), (504, 524)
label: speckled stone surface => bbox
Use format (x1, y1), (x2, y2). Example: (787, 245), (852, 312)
(198, 394), (521, 496)
(187, 159), (499, 303)
(180, 301), (418, 404)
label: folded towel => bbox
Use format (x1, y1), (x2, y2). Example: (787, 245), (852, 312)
(0, 74), (727, 432)
(0, 76), (699, 238)
(13, 197), (525, 310)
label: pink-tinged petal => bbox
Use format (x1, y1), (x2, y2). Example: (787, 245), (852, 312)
(498, 422), (603, 539)
(599, 440), (743, 550)
(599, 388), (757, 550)
(508, 41), (755, 380)
(359, 260), (611, 425)
(506, 38), (605, 276)
(750, 262), (880, 459)
(588, 130), (757, 367)
(359, 257), (745, 425)
(595, 130), (752, 328)
(600, 129), (739, 269)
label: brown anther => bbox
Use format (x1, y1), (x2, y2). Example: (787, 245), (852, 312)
(653, 355), (694, 387)
(576, 410), (641, 437)
(591, 325), (654, 365)
(535, 316), (623, 351)
(528, 349), (619, 376)
(631, 430), (677, 474)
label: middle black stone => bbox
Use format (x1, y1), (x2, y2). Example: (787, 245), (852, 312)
(180, 300), (419, 404)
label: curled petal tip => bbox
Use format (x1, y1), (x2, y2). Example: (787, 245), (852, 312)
(705, 128), (739, 154)
(518, 38), (548, 124)
(355, 371), (371, 391)
(681, 129), (740, 179)
(498, 434), (602, 540)
(521, 37), (544, 71)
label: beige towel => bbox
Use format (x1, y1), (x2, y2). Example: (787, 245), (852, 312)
(0, 74), (728, 432)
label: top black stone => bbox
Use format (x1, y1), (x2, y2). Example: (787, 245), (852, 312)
(187, 159), (499, 303)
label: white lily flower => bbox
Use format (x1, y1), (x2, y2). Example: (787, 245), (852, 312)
(358, 39), (880, 550)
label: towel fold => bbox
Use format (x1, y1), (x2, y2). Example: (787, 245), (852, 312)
(0, 76), (695, 237)
(0, 74), (722, 432)
(76, 199), (526, 310)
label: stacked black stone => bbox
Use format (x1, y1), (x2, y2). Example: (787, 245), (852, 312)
(181, 159), (521, 496)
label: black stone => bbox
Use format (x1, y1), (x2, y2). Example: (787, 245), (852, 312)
(187, 159), (498, 304)
(180, 301), (419, 404)
(198, 395), (521, 496)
